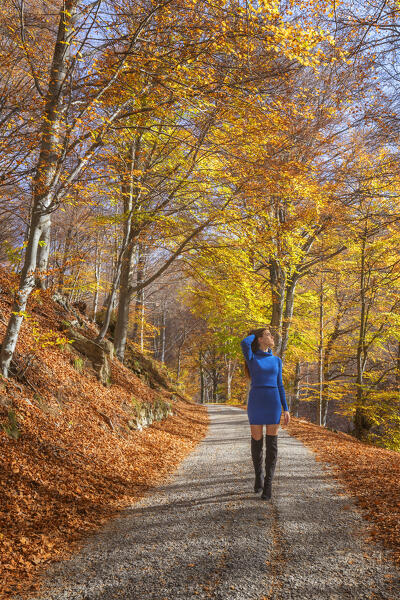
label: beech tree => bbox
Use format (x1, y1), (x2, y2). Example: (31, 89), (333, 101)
(0, 0), (176, 376)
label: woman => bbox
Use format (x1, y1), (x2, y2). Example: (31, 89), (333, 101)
(240, 327), (290, 500)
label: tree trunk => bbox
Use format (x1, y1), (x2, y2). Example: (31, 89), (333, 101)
(269, 257), (285, 352)
(176, 345), (182, 380)
(58, 224), (74, 292)
(96, 260), (121, 342)
(204, 375), (210, 403)
(96, 218), (138, 346)
(224, 355), (237, 403)
(199, 349), (205, 404)
(226, 362), (232, 402)
(266, 222), (336, 361)
(67, 263), (82, 304)
(139, 294), (145, 351)
(131, 243), (146, 343)
(0, 1), (78, 377)
(116, 215), (216, 351)
(354, 227), (373, 440)
(112, 138), (143, 358)
(396, 340), (400, 394)
(93, 238), (102, 322)
(292, 361), (301, 417)
(322, 306), (344, 427)
(114, 238), (136, 360)
(160, 304), (166, 363)
(280, 274), (299, 360)
(212, 368), (219, 402)
(317, 278), (324, 426)
(36, 217), (52, 289)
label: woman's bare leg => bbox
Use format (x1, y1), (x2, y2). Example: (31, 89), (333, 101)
(251, 424), (280, 438)
(250, 424), (263, 440)
(265, 424), (279, 435)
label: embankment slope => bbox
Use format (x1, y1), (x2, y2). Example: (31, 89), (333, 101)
(0, 270), (208, 599)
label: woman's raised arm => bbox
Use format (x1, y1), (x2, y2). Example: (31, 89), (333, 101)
(240, 334), (255, 362)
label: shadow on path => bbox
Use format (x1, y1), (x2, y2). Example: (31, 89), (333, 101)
(27, 405), (400, 600)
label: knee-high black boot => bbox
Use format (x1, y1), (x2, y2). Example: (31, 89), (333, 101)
(261, 434), (278, 500)
(250, 437), (264, 493)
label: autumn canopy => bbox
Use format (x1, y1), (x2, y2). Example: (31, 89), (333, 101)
(0, 0), (399, 450)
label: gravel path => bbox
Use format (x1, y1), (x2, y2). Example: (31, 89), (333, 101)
(27, 404), (400, 600)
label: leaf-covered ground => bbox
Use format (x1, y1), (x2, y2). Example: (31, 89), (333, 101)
(284, 417), (400, 567)
(237, 404), (400, 570)
(0, 271), (208, 599)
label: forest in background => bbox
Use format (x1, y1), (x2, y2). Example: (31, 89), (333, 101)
(1, 0), (400, 450)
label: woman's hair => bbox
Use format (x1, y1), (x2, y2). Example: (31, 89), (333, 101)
(243, 327), (272, 379)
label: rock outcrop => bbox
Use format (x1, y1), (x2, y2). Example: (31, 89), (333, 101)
(66, 328), (114, 386)
(125, 396), (173, 431)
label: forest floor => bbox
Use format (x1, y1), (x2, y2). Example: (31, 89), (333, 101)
(285, 416), (400, 569)
(0, 270), (209, 599)
(1, 265), (399, 598)
(15, 405), (400, 600)
(237, 404), (400, 570)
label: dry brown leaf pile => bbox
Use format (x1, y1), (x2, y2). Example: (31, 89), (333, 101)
(0, 271), (208, 599)
(236, 404), (400, 569)
(284, 417), (400, 567)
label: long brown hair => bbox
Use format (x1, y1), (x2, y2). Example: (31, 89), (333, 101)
(244, 327), (271, 379)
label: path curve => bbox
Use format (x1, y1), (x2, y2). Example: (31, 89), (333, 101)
(26, 405), (400, 600)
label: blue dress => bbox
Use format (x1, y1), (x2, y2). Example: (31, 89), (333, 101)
(240, 334), (288, 425)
